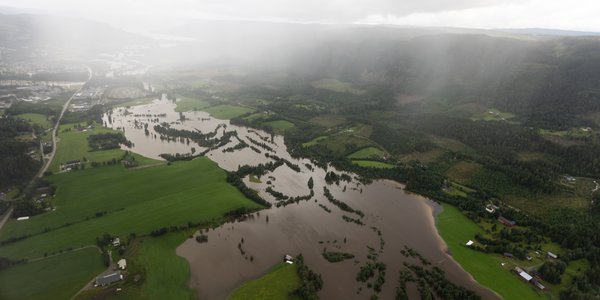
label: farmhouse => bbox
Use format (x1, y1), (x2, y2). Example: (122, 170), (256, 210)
(95, 272), (122, 287)
(117, 259), (127, 270)
(498, 216), (516, 227)
(113, 238), (120, 247)
(284, 254), (293, 264)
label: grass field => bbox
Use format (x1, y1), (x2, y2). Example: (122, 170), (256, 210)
(228, 263), (300, 300)
(112, 97), (156, 108)
(0, 157), (262, 300)
(352, 160), (395, 169)
(316, 133), (374, 155)
(302, 136), (328, 147)
(310, 78), (365, 95)
(175, 97), (211, 112)
(445, 161), (482, 184)
(49, 123), (156, 172)
(347, 146), (386, 160)
(243, 112), (269, 121)
(262, 120), (295, 134)
(203, 105), (255, 119)
(0, 248), (104, 300)
(400, 148), (445, 163)
(16, 113), (53, 129)
(436, 204), (545, 300)
(133, 232), (195, 300)
(0, 158), (263, 260)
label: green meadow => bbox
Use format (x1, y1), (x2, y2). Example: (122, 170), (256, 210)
(0, 157), (262, 300)
(49, 123), (148, 172)
(0, 247), (104, 300)
(175, 97), (210, 112)
(347, 146), (386, 160)
(228, 263), (300, 300)
(262, 120), (295, 133)
(352, 160), (395, 169)
(203, 104), (255, 119)
(0, 157), (262, 259)
(16, 113), (53, 129)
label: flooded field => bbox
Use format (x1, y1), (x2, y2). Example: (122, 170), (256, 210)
(105, 97), (499, 300)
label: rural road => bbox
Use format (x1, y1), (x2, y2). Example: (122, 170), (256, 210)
(0, 207), (14, 231)
(0, 67), (92, 232)
(37, 66), (92, 178)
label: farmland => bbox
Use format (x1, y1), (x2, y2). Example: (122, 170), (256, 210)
(347, 146), (386, 160)
(228, 263), (300, 300)
(174, 97), (210, 112)
(351, 160), (395, 169)
(48, 122), (151, 172)
(203, 104), (255, 119)
(436, 204), (544, 300)
(0, 247), (105, 300)
(16, 113), (53, 129)
(0, 157), (263, 299)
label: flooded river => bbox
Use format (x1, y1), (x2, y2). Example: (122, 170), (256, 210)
(105, 97), (499, 300)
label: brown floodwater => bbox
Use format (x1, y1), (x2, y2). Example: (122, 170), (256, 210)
(106, 97), (500, 300)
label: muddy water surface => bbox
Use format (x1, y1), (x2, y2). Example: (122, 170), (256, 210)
(106, 97), (499, 300)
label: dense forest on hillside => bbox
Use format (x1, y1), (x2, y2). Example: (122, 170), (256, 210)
(0, 116), (39, 190)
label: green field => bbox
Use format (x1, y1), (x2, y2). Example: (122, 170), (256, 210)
(310, 78), (365, 95)
(49, 123), (154, 172)
(471, 108), (516, 122)
(17, 113), (53, 129)
(228, 263), (300, 300)
(0, 248), (104, 300)
(133, 232), (195, 300)
(243, 112), (269, 121)
(302, 136), (328, 147)
(347, 146), (386, 160)
(0, 157), (262, 299)
(0, 158), (262, 259)
(262, 120), (295, 133)
(351, 160), (395, 169)
(175, 97), (211, 112)
(436, 204), (544, 300)
(203, 105), (255, 119)
(313, 133), (374, 155)
(113, 97), (156, 108)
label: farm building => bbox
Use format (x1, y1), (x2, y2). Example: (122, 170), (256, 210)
(547, 252), (558, 259)
(498, 216), (516, 227)
(532, 280), (546, 290)
(95, 272), (122, 287)
(113, 238), (120, 247)
(504, 252), (514, 258)
(519, 271), (533, 282)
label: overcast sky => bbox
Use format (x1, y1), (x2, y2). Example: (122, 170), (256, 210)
(1, 0), (599, 33)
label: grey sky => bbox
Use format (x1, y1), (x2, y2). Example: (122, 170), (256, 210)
(1, 0), (599, 32)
